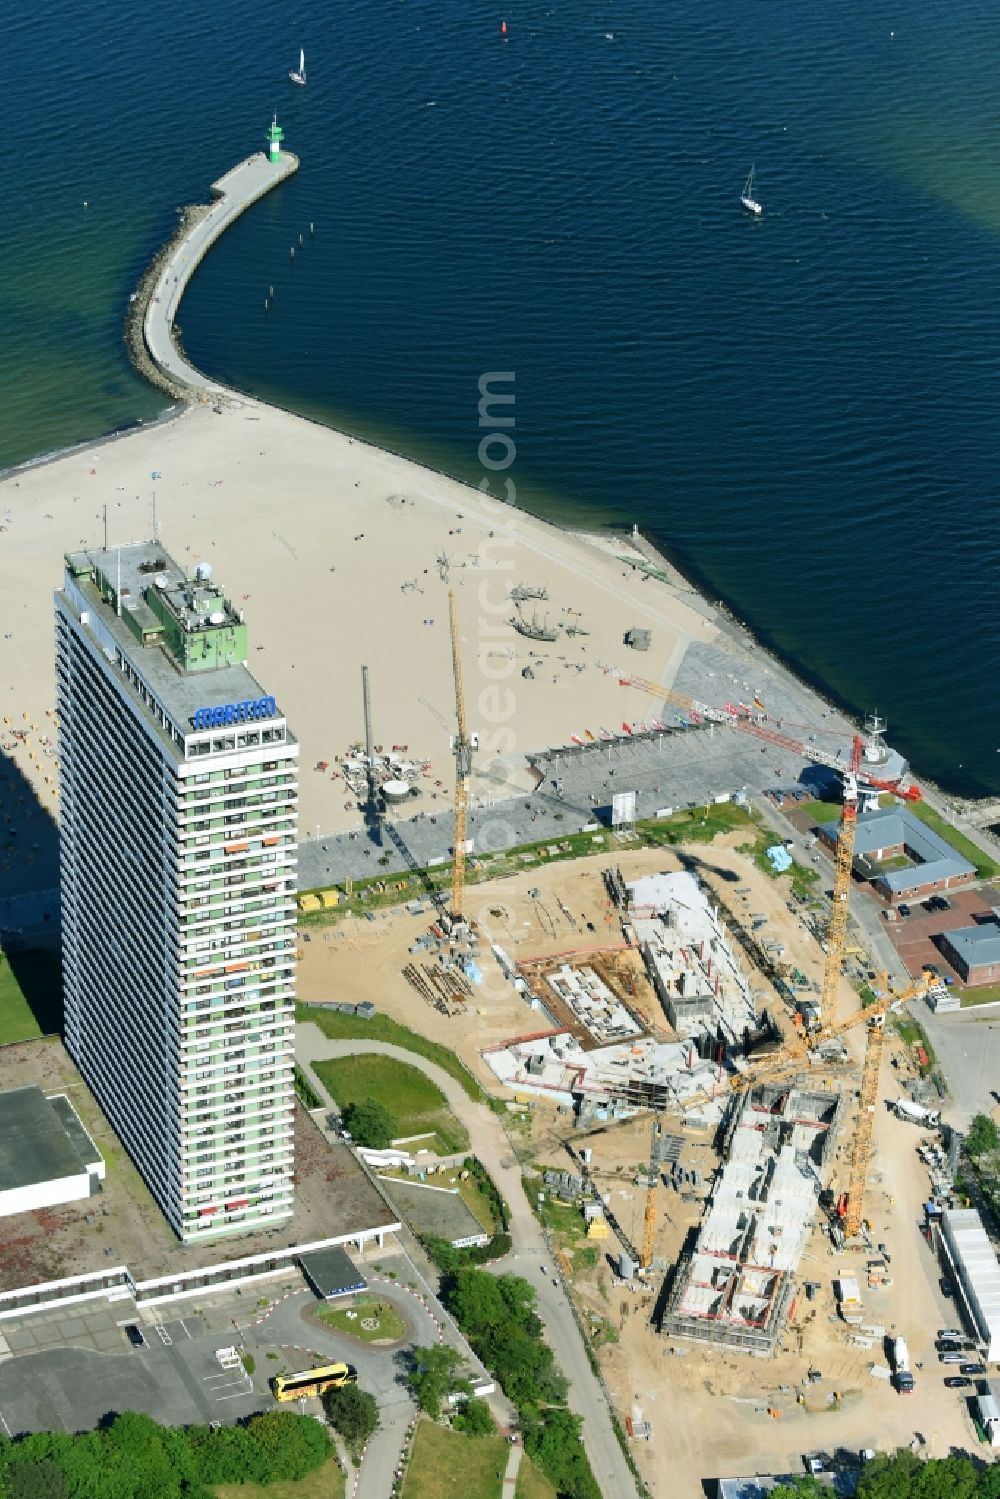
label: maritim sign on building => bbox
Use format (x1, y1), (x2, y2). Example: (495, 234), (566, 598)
(193, 696), (277, 730)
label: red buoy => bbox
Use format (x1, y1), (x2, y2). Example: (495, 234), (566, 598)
(500, 19), (508, 36)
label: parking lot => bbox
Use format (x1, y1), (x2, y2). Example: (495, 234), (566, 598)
(0, 1301), (268, 1436)
(882, 887), (998, 982)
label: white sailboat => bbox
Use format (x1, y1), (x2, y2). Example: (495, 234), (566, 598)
(740, 164), (762, 216)
(289, 48), (306, 86)
(740, 164), (761, 217)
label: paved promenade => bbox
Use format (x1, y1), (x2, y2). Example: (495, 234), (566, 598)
(143, 151), (298, 395)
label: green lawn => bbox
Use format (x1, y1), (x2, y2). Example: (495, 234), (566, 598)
(402, 1423), (508, 1499)
(313, 1054), (469, 1154)
(791, 800), (842, 828)
(959, 982), (1000, 1007)
(873, 854), (913, 873)
(892, 1016), (937, 1071)
(213, 1456), (345, 1499)
(401, 1422), (553, 1499)
(315, 1293), (407, 1344)
(516, 1455), (558, 1499)
(0, 949), (62, 1044)
(454, 1170), (500, 1234)
(297, 1006), (488, 1105)
(907, 801), (999, 880)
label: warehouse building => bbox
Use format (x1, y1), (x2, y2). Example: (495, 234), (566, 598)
(817, 805), (975, 905)
(939, 1206), (1000, 1361)
(0, 1087), (104, 1218)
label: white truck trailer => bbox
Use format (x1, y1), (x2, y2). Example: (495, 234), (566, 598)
(893, 1098), (941, 1127)
(891, 1336), (914, 1393)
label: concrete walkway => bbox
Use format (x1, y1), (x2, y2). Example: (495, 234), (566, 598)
(502, 1439), (523, 1496)
(143, 150), (298, 395)
(296, 1023), (640, 1499)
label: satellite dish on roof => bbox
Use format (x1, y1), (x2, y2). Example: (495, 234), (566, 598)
(209, 610), (226, 625)
(195, 561), (213, 582)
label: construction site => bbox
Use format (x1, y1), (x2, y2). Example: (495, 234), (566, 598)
(290, 605), (996, 1491)
(659, 1083), (845, 1355)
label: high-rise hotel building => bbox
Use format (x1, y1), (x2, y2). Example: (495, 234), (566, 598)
(55, 541), (298, 1241)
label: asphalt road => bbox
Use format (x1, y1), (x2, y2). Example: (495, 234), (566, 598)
(297, 1027), (640, 1499)
(249, 1286), (427, 1499)
(914, 1004), (1000, 1127)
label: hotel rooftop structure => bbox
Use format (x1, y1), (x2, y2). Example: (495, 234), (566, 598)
(55, 540), (298, 1242)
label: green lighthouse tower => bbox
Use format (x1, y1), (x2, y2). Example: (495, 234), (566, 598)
(267, 113), (284, 164)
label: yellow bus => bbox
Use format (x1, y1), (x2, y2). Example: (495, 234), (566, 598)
(271, 1362), (357, 1402)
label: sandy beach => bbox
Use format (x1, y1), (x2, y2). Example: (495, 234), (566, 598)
(0, 398), (744, 847)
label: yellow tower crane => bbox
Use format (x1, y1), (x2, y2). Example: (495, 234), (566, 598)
(678, 970), (934, 1236)
(603, 969), (934, 1268)
(447, 591), (475, 925)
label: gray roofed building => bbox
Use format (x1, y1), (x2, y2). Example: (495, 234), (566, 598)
(298, 1245), (367, 1300)
(818, 805), (975, 901)
(939, 922), (1000, 986)
(0, 1086), (105, 1217)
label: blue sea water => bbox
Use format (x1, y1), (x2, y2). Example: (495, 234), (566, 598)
(2, 0), (998, 797)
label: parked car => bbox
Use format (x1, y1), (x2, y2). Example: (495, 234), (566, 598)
(944, 1377), (972, 1389)
(938, 1328), (963, 1341)
(898, 904), (912, 917)
(934, 896), (953, 911)
(940, 1277), (955, 1298)
(939, 1353), (964, 1364)
(936, 1341), (960, 1353)
(124, 1325), (145, 1348)
(960, 1363), (986, 1376)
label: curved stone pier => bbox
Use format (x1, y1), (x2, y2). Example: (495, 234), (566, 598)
(139, 150), (299, 400)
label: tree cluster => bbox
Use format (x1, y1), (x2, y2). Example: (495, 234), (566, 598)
(771, 1453), (1000, 1499)
(421, 1232), (513, 1273)
(0, 1409), (330, 1498)
(965, 1112), (1000, 1158)
(405, 1344), (496, 1437)
(321, 1384), (379, 1462)
(440, 1267), (600, 1499)
(342, 1097), (397, 1148)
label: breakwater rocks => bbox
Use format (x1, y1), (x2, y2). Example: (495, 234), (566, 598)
(124, 202), (214, 405)
(125, 151), (298, 403)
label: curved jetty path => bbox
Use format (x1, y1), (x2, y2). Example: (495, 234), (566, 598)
(141, 150), (298, 398)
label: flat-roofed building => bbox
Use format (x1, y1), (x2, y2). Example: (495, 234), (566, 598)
(56, 541), (298, 1242)
(0, 1086), (105, 1218)
(940, 1206), (1000, 1361)
(938, 922), (1000, 986)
